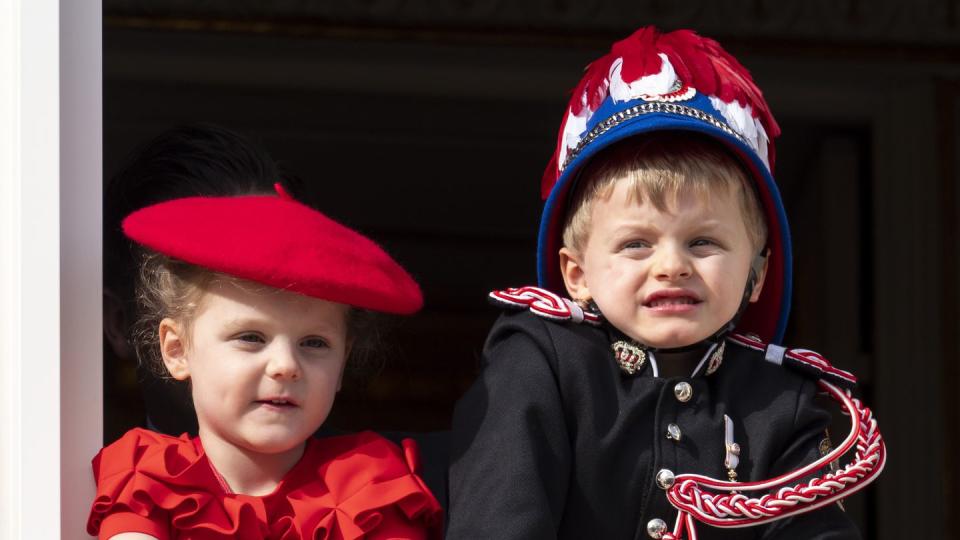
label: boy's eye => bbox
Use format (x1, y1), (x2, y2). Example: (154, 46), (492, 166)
(690, 238), (719, 248)
(622, 240), (650, 250)
(300, 337), (330, 349)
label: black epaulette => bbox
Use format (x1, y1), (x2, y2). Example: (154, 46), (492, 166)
(488, 286), (602, 326)
(727, 333), (857, 389)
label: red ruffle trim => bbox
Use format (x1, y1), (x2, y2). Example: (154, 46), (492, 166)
(87, 428), (443, 539)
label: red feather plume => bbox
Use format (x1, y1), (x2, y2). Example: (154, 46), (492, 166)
(541, 27), (780, 200)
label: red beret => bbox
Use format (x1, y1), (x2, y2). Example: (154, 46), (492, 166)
(122, 184), (423, 314)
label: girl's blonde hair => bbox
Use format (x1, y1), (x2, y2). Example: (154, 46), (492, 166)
(131, 252), (214, 377)
(562, 133), (768, 254)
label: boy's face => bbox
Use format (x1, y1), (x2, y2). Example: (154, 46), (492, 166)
(159, 280), (349, 458)
(560, 180), (765, 349)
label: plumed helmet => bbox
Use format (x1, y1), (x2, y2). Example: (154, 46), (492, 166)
(537, 27), (791, 343)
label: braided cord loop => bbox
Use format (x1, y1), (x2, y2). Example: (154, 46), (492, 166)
(664, 380), (885, 536)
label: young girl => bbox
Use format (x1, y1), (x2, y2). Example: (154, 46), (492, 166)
(103, 123), (299, 439)
(87, 184), (443, 539)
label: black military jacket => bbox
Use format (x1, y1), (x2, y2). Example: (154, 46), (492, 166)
(447, 310), (859, 539)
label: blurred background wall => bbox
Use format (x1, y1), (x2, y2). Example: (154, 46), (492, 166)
(102, 2), (960, 538)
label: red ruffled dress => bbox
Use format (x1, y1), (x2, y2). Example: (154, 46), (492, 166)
(87, 428), (443, 539)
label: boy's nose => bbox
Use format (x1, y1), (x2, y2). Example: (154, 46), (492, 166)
(652, 244), (692, 280)
(265, 341), (301, 380)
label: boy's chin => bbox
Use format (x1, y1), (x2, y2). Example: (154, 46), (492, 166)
(626, 327), (713, 350)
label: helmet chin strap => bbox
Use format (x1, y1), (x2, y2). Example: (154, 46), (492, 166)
(615, 250), (768, 354)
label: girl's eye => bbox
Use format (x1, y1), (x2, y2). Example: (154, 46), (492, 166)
(301, 337), (329, 349)
(235, 333), (265, 344)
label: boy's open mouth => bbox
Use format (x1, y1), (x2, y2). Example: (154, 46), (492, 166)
(643, 289), (702, 309)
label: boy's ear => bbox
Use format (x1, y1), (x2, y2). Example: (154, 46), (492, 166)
(559, 247), (592, 304)
(159, 318), (191, 380)
(748, 250), (770, 303)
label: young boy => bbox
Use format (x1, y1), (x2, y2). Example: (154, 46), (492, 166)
(447, 27), (883, 539)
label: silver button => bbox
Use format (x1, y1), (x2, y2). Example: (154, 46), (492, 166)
(666, 423), (682, 441)
(674, 382), (693, 402)
(656, 468), (675, 489)
(647, 518), (668, 538)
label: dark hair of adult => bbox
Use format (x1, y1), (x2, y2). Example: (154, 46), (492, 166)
(104, 123), (300, 307)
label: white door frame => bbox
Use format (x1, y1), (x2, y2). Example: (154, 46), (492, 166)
(1, 0), (102, 538)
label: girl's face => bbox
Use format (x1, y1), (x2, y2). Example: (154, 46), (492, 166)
(160, 279), (349, 457)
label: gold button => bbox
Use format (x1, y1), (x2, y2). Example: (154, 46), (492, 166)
(674, 382), (693, 402)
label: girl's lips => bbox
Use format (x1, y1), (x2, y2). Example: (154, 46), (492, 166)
(254, 398), (299, 409)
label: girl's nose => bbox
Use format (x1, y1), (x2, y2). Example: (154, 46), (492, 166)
(653, 244), (692, 280)
(265, 341), (301, 380)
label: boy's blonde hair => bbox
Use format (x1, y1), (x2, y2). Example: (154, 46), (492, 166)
(562, 133), (768, 254)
